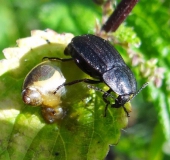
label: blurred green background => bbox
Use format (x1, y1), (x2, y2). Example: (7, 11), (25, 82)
(0, 0), (170, 159)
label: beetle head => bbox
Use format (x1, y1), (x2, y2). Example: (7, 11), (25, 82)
(112, 82), (149, 108)
(113, 94), (133, 108)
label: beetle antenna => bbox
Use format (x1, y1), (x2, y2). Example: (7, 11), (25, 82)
(131, 82), (149, 100)
(87, 85), (116, 99)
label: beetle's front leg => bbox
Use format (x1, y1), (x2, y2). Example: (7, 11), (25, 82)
(111, 100), (130, 117)
(102, 89), (112, 117)
(122, 106), (130, 117)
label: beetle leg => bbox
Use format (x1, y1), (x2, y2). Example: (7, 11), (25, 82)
(42, 57), (73, 62)
(112, 103), (130, 117)
(102, 89), (112, 117)
(54, 79), (101, 94)
(122, 106), (130, 117)
(104, 103), (109, 117)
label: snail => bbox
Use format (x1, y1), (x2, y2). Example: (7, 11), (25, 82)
(22, 61), (66, 123)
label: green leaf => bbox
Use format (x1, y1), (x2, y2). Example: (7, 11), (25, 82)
(0, 29), (128, 159)
(38, 0), (101, 35)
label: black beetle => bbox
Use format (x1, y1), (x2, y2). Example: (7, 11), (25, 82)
(46, 34), (148, 116)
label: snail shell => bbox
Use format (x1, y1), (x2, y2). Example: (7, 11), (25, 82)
(22, 61), (66, 123)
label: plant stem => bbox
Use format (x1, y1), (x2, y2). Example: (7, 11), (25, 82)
(101, 0), (138, 32)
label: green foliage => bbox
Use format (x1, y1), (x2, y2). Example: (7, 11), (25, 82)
(38, 0), (101, 35)
(0, 0), (170, 159)
(0, 29), (128, 159)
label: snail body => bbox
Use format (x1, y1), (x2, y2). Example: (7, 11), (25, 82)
(22, 61), (66, 123)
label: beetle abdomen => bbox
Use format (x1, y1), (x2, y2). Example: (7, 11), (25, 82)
(64, 34), (126, 79)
